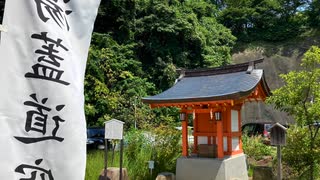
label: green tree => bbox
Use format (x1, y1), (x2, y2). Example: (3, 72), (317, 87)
(267, 46), (320, 179)
(218, 0), (309, 41)
(134, 0), (235, 90)
(85, 33), (156, 128)
(282, 125), (320, 179)
(87, 0), (237, 128)
(94, 0), (136, 43)
(307, 0), (320, 28)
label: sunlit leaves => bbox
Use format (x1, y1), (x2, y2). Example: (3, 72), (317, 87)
(267, 46), (320, 126)
(267, 46), (320, 178)
(282, 125), (320, 178)
(134, 0), (235, 90)
(85, 33), (156, 127)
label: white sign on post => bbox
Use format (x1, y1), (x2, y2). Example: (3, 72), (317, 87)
(148, 161), (154, 169)
(105, 119), (125, 140)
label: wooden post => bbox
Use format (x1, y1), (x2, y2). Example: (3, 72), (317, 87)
(216, 121), (223, 158)
(104, 119), (125, 180)
(270, 123), (287, 180)
(104, 139), (108, 178)
(277, 145), (282, 180)
(182, 119), (188, 156)
(119, 139), (123, 180)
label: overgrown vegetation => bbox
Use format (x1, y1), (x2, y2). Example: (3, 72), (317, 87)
(242, 134), (275, 178)
(86, 126), (181, 180)
(85, 150), (106, 180)
(125, 126), (181, 179)
(242, 134), (274, 161)
(281, 125), (320, 179)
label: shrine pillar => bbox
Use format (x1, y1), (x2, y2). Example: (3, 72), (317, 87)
(215, 111), (223, 158)
(180, 112), (188, 157)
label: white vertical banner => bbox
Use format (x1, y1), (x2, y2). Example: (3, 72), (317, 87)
(0, 0), (100, 179)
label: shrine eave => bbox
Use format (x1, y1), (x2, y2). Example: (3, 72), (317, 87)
(142, 61), (270, 106)
(142, 90), (254, 104)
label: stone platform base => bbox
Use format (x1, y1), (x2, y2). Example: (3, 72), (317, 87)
(176, 154), (248, 180)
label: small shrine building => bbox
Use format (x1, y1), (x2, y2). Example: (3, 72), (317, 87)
(142, 59), (271, 159)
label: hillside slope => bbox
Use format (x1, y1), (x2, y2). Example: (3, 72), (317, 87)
(232, 31), (320, 125)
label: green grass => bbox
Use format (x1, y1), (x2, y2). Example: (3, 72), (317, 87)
(248, 165), (254, 177)
(85, 149), (122, 180)
(85, 150), (104, 180)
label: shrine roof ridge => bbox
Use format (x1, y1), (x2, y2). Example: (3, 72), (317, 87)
(178, 58), (264, 78)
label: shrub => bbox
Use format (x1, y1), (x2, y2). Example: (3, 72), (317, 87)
(242, 134), (274, 161)
(86, 150), (105, 180)
(124, 126), (181, 179)
(282, 125), (320, 179)
(125, 129), (153, 180)
(151, 126), (181, 175)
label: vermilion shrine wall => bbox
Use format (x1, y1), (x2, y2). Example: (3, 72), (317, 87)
(191, 106), (243, 157)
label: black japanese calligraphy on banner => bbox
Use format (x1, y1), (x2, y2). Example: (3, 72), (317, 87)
(15, 159), (54, 180)
(0, 0), (101, 179)
(14, 93), (65, 144)
(25, 32), (70, 86)
(34, 0), (72, 31)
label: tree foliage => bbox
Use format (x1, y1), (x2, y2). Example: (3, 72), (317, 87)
(218, 0), (310, 41)
(85, 33), (156, 127)
(282, 125), (320, 179)
(94, 0), (235, 91)
(85, 0), (237, 128)
(134, 0), (235, 90)
(307, 0), (320, 28)
(267, 46), (320, 126)
(84, 0), (320, 129)
(267, 46), (320, 179)
(85, 33), (181, 128)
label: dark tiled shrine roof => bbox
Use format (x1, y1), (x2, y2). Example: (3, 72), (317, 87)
(142, 59), (270, 104)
